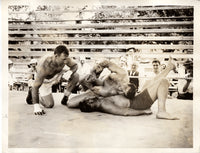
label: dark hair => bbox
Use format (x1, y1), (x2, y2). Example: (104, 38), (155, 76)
(54, 45), (69, 56)
(183, 60), (193, 70)
(79, 100), (95, 112)
(125, 84), (137, 99)
(152, 59), (160, 65)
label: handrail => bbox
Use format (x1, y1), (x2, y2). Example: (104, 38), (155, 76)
(8, 44), (193, 49)
(8, 21), (193, 29)
(8, 36), (193, 41)
(8, 29), (193, 35)
(8, 51), (193, 58)
(8, 16), (193, 22)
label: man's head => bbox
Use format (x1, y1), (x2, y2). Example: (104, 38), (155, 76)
(93, 64), (104, 77)
(54, 45), (69, 65)
(131, 62), (138, 72)
(54, 45), (69, 56)
(124, 83), (137, 99)
(79, 98), (100, 112)
(152, 59), (161, 74)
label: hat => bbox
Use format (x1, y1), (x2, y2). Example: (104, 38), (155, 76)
(30, 59), (37, 64)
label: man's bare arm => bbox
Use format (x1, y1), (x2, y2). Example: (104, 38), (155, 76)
(99, 60), (127, 76)
(32, 73), (45, 105)
(67, 90), (97, 108)
(90, 86), (119, 97)
(99, 100), (151, 116)
(66, 57), (78, 73)
(31, 66), (48, 115)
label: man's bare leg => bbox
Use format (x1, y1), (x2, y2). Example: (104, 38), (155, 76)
(143, 58), (179, 120)
(67, 90), (97, 108)
(40, 94), (54, 108)
(156, 79), (179, 119)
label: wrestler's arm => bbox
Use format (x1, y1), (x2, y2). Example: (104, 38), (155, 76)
(99, 60), (127, 76)
(67, 90), (97, 108)
(99, 100), (151, 116)
(66, 57), (78, 73)
(90, 86), (119, 97)
(32, 65), (49, 115)
(32, 71), (46, 105)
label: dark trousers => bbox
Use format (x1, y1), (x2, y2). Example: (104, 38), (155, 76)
(177, 92), (193, 100)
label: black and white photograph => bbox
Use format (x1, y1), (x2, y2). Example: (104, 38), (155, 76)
(1, 0), (200, 153)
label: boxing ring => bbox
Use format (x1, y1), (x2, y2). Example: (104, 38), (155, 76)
(8, 90), (193, 148)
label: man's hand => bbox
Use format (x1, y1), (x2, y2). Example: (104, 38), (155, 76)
(91, 86), (101, 95)
(34, 104), (45, 115)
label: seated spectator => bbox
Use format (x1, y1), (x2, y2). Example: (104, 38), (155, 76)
(139, 59), (161, 91)
(128, 62), (139, 90)
(119, 56), (127, 70)
(151, 59), (161, 75)
(177, 60), (193, 100)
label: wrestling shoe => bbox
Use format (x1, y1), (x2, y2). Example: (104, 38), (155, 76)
(61, 96), (68, 105)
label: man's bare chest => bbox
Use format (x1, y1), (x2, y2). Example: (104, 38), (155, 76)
(45, 66), (64, 80)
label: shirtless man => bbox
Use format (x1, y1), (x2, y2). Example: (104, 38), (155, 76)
(30, 45), (79, 115)
(67, 57), (179, 120)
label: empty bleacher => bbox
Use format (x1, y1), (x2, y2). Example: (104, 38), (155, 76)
(8, 5), (193, 92)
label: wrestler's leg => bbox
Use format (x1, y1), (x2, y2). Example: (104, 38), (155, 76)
(40, 94), (54, 108)
(39, 83), (54, 108)
(26, 87), (33, 104)
(145, 78), (178, 120)
(155, 79), (179, 119)
(142, 58), (179, 120)
(26, 79), (35, 104)
(141, 57), (175, 91)
(67, 90), (97, 108)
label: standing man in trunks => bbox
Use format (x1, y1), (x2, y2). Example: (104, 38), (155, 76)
(29, 45), (79, 115)
(67, 57), (179, 120)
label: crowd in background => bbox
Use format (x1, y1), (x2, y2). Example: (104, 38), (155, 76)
(8, 52), (193, 100)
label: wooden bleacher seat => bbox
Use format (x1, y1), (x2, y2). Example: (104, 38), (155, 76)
(8, 5), (193, 92)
